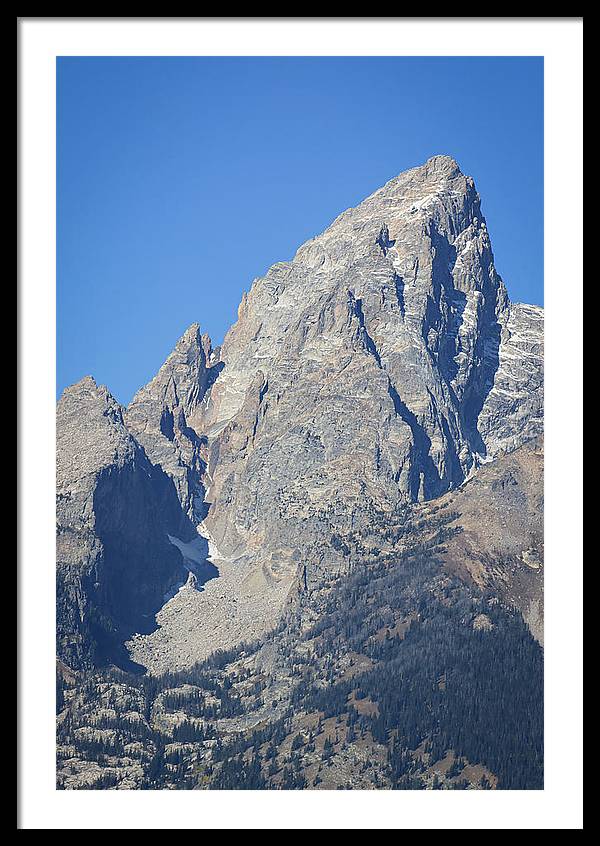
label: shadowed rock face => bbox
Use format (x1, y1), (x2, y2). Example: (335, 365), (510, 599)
(56, 377), (190, 670)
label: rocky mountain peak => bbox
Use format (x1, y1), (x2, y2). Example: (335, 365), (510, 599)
(130, 323), (209, 413)
(378, 154), (466, 200)
(56, 373), (189, 670)
(125, 323), (222, 520)
(422, 153), (462, 175)
(191, 157), (542, 569)
(59, 373), (117, 411)
(56, 376), (136, 488)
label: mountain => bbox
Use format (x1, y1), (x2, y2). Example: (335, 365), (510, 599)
(124, 323), (221, 522)
(122, 155), (543, 670)
(56, 377), (193, 670)
(56, 156), (544, 790)
(198, 153), (541, 564)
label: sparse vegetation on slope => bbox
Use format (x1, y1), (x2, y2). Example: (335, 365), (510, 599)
(57, 505), (542, 790)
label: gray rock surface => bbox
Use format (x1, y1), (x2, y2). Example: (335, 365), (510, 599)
(125, 324), (221, 521)
(56, 376), (189, 670)
(196, 155), (543, 579)
(477, 302), (544, 457)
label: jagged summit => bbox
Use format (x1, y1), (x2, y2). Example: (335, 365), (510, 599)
(377, 154), (465, 196)
(57, 375), (135, 484)
(290, 156), (476, 267)
(129, 323), (212, 407)
(193, 156), (542, 565)
(61, 373), (98, 393)
(125, 322), (220, 521)
(422, 153), (462, 171)
(59, 374), (116, 408)
(56, 366), (188, 670)
(413, 153), (463, 179)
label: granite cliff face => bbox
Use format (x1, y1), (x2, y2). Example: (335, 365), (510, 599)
(477, 302), (543, 457)
(125, 324), (221, 522)
(56, 377), (191, 670)
(56, 156), (544, 673)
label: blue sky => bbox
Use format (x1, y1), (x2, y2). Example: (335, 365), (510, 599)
(57, 56), (543, 404)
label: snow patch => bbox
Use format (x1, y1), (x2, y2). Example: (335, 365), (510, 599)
(167, 534), (209, 568)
